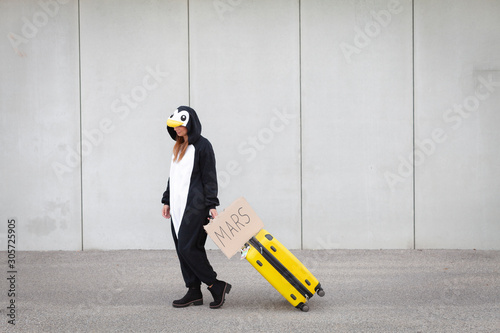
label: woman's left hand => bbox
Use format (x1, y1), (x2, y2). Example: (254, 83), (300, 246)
(209, 208), (218, 220)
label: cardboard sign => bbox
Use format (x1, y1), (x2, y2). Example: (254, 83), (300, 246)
(204, 197), (264, 259)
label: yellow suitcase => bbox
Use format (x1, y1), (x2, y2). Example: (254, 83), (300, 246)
(245, 229), (325, 311)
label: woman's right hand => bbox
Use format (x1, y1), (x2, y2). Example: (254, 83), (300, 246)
(162, 205), (171, 219)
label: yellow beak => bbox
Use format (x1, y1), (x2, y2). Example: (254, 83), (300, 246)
(167, 119), (183, 128)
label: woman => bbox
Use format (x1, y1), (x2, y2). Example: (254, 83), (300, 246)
(161, 106), (231, 309)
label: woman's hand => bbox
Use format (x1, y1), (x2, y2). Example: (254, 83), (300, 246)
(209, 208), (218, 220)
(162, 205), (171, 219)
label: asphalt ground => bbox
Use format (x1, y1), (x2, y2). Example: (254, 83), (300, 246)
(1, 249), (499, 332)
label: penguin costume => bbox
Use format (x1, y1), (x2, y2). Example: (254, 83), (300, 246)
(161, 106), (231, 309)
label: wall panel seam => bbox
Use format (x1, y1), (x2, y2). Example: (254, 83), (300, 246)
(298, 0), (303, 250)
(187, 0), (191, 105)
(412, 0), (416, 250)
(78, 0), (84, 251)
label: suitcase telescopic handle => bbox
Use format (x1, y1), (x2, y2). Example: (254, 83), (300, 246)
(249, 237), (263, 254)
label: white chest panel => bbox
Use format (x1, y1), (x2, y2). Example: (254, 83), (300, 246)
(169, 145), (195, 236)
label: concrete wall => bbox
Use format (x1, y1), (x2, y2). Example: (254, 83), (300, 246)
(301, 0), (414, 249)
(79, 0), (188, 250)
(0, 0), (81, 250)
(1, 0), (499, 251)
(413, 0), (500, 249)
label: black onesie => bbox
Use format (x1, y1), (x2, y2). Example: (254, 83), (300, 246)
(162, 106), (220, 288)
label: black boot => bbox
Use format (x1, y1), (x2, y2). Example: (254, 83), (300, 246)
(172, 286), (203, 308)
(207, 280), (231, 309)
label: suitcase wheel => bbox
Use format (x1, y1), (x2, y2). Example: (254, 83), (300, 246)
(315, 283), (325, 297)
(297, 303), (309, 312)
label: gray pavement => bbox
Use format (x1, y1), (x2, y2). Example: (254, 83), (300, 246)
(1, 249), (499, 332)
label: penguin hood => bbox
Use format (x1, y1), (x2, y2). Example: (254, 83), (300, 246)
(166, 106), (202, 144)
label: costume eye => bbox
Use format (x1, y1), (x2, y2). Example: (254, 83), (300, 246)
(169, 114), (174, 118)
(181, 115), (187, 121)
